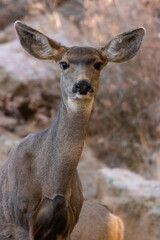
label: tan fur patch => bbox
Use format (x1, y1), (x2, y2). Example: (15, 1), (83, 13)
(67, 98), (93, 113)
(106, 213), (124, 240)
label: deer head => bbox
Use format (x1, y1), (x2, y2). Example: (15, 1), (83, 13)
(15, 21), (145, 107)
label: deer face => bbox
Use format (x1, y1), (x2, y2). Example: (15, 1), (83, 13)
(15, 21), (145, 105)
(58, 46), (107, 101)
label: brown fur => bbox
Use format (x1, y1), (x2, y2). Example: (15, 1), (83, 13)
(106, 213), (124, 240)
(71, 201), (124, 240)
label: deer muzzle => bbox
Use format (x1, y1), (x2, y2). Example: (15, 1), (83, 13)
(72, 80), (93, 95)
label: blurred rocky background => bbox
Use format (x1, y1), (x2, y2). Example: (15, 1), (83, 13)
(0, 0), (160, 239)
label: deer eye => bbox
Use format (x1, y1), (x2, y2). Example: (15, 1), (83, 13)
(94, 62), (103, 70)
(60, 62), (70, 70)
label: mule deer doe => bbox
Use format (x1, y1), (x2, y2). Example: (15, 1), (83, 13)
(0, 21), (145, 240)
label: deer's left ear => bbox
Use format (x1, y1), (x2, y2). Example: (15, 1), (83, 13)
(102, 28), (145, 63)
(15, 21), (67, 61)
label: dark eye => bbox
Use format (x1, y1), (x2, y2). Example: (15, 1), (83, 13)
(60, 62), (69, 70)
(94, 62), (103, 70)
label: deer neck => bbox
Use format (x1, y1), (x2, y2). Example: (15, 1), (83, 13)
(45, 97), (94, 195)
(53, 97), (94, 152)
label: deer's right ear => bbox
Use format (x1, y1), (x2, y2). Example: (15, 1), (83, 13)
(15, 21), (67, 61)
(102, 28), (145, 63)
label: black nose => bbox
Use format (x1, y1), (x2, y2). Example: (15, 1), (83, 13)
(72, 80), (93, 95)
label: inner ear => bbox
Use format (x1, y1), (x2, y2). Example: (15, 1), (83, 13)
(15, 21), (67, 61)
(102, 27), (145, 63)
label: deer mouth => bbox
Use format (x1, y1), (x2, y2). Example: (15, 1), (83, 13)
(72, 92), (94, 100)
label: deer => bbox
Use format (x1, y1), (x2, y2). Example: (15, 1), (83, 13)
(0, 21), (145, 240)
(71, 200), (124, 240)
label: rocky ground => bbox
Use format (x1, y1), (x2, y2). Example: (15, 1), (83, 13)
(0, 1), (160, 240)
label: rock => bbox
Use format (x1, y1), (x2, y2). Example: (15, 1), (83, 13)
(0, 40), (59, 84)
(97, 168), (160, 240)
(0, 115), (17, 130)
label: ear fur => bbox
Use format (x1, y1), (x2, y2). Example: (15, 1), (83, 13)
(15, 21), (67, 61)
(102, 27), (145, 63)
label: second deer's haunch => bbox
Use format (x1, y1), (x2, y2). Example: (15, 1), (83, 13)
(71, 201), (124, 240)
(0, 21), (145, 240)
